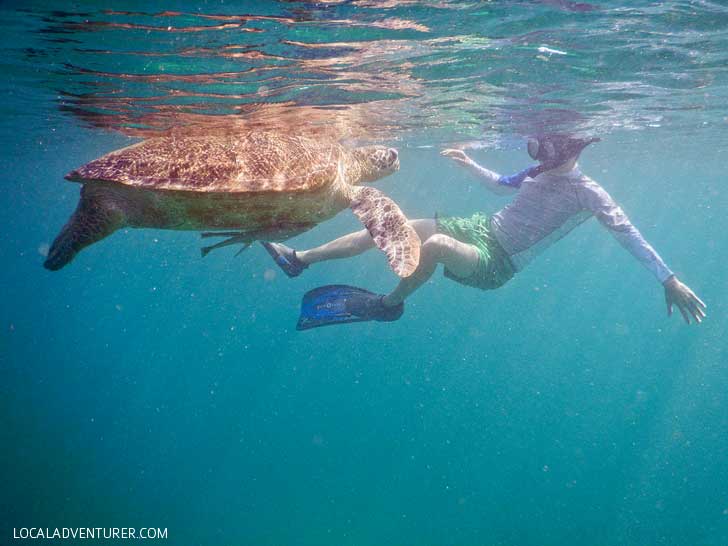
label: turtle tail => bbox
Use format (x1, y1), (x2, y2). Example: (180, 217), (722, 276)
(44, 186), (126, 271)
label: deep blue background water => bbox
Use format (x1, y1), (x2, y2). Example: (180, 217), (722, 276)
(2, 1), (728, 545)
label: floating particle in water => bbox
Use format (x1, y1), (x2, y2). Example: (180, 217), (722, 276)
(37, 243), (50, 257)
(614, 322), (630, 336)
(538, 45), (567, 56)
(263, 268), (276, 282)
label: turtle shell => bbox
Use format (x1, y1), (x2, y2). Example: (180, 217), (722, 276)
(65, 133), (347, 193)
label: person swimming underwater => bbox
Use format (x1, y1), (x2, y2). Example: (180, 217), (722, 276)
(262, 134), (706, 330)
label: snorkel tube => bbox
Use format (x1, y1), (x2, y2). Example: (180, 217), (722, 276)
(497, 134), (600, 189)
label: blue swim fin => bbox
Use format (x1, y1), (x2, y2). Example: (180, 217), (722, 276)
(296, 284), (404, 331)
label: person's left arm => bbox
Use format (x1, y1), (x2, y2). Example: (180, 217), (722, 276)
(579, 179), (706, 324)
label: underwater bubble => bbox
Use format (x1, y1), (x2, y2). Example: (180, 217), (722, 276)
(37, 243), (50, 257)
(263, 268), (276, 282)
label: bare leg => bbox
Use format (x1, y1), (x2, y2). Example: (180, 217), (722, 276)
(382, 233), (479, 307)
(297, 219), (437, 265)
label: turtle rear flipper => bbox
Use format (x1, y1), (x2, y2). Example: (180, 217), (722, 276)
(199, 232), (252, 257)
(44, 186), (126, 270)
(349, 186), (420, 278)
(199, 221), (316, 258)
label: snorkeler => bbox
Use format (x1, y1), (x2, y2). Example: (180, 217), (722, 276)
(262, 134), (706, 330)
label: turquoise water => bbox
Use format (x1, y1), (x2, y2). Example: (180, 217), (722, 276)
(2, 1), (728, 545)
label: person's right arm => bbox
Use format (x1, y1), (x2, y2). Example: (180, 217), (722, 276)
(440, 149), (518, 196)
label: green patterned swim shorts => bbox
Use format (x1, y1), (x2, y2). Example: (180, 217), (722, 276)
(435, 212), (515, 290)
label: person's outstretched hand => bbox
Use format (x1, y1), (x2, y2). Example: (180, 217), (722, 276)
(441, 148), (474, 167)
(664, 275), (706, 324)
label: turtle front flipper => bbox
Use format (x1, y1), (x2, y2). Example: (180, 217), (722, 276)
(349, 186), (420, 278)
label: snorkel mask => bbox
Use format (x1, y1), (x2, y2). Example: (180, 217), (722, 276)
(498, 134), (600, 188)
(527, 134), (600, 168)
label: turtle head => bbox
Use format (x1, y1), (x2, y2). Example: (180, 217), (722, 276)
(353, 146), (399, 184)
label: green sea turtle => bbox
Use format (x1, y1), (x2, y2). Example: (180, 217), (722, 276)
(44, 132), (421, 276)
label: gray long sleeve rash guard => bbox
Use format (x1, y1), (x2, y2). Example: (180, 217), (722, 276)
(471, 164), (673, 283)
